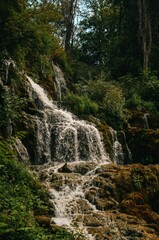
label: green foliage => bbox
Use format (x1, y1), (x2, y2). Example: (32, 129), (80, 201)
(132, 173), (144, 191)
(126, 93), (143, 109)
(131, 167), (145, 190)
(51, 227), (74, 240)
(86, 80), (109, 102)
(0, 138), (74, 240)
(0, 0), (67, 80)
(62, 92), (99, 116)
(0, 91), (27, 127)
(140, 71), (159, 102)
(76, 0), (120, 68)
(62, 73), (126, 128)
(119, 71), (159, 113)
(102, 83), (125, 118)
(79, 77), (125, 128)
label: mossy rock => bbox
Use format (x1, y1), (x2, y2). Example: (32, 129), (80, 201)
(126, 127), (159, 164)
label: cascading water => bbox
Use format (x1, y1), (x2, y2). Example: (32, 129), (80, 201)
(4, 59), (15, 85)
(109, 128), (124, 165)
(142, 113), (149, 129)
(26, 73), (110, 239)
(26, 76), (109, 164)
(53, 63), (67, 101)
(39, 161), (109, 240)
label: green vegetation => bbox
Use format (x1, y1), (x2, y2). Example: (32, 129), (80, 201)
(0, 90), (27, 127)
(63, 92), (99, 116)
(0, 138), (74, 240)
(0, 0), (159, 131)
(63, 75), (126, 128)
(0, 1), (159, 238)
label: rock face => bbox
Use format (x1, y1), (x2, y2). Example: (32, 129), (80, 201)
(125, 110), (159, 164)
(126, 127), (159, 164)
(37, 162), (159, 240)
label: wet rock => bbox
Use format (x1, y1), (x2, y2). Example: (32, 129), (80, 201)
(35, 215), (51, 228)
(37, 162), (159, 239)
(126, 127), (159, 164)
(58, 163), (72, 173)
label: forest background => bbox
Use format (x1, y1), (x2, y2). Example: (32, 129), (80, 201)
(0, 0), (159, 239)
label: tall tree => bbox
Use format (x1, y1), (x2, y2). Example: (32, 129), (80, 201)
(76, 0), (157, 77)
(137, 0), (151, 70)
(77, 0), (123, 73)
(52, 0), (79, 51)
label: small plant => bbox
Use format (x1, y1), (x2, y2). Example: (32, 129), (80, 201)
(132, 173), (144, 190)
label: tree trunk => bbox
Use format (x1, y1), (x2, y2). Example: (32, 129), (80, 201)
(63, 0), (78, 52)
(137, 0), (152, 70)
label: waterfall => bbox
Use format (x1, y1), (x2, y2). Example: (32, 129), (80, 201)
(40, 162), (107, 240)
(109, 128), (124, 165)
(142, 113), (149, 129)
(26, 76), (109, 164)
(121, 131), (132, 164)
(53, 64), (67, 101)
(26, 75), (110, 238)
(4, 59), (15, 85)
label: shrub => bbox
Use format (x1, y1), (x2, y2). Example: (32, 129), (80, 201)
(62, 92), (99, 116)
(126, 93), (143, 109)
(119, 71), (159, 113)
(103, 83), (125, 118)
(132, 173), (144, 190)
(86, 80), (108, 102)
(126, 93), (157, 112)
(84, 79), (126, 128)
(140, 72), (159, 101)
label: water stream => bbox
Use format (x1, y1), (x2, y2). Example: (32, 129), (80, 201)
(109, 127), (124, 165)
(53, 64), (67, 101)
(24, 67), (132, 239)
(27, 76), (109, 164)
(39, 161), (108, 240)
(25, 72), (112, 239)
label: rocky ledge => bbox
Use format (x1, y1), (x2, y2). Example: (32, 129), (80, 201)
(37, 162), (159, 240)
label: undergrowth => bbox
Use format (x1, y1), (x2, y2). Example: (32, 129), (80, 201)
(0, 137), (74, 240)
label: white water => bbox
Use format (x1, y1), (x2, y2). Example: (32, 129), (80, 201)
(26, 75), (109, 164)
(42, 162), (104, 240)
(5, 59), (15, 84)
(110, 127), (124, 165)
(53, 64), (67, 101)
(142, 113), (149, 129)
(25, 72), (111, 239)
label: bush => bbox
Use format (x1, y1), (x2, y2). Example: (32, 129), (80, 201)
(119, 71), (159, 113)
(64, 76), (126, 128)
(62, 92), (99, 116)
(140, 72), (159, 101)
(84, 79), (126, 128)
(126, 93), (157, 112)
(86, 80), (108, 102)
(126, 93), (143, 109)
(103, 83), (125, 118)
